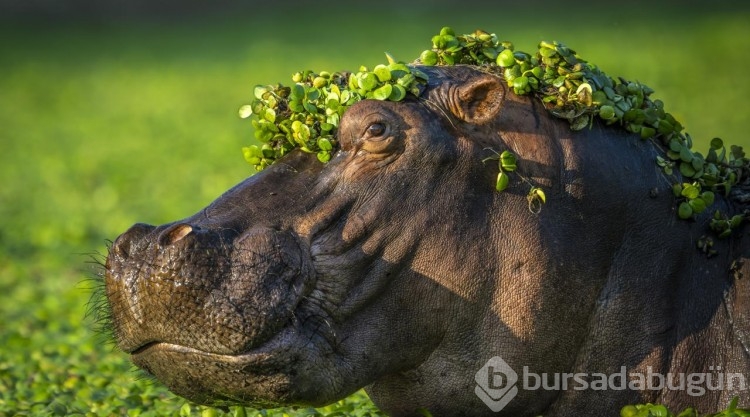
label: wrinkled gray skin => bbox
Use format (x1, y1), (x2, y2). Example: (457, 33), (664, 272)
(105, 66), (750, 416)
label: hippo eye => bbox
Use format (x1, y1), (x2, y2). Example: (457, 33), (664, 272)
(366, 122), (386, 138)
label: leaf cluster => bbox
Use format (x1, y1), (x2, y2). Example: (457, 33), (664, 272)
(483, 149), (546, 211)
(241, 26), (750, 238)
(417, 27), (750, 235)
(621, 397), (749, 417)
(419, 27), (508, 66)
(240, 60), (427, 169)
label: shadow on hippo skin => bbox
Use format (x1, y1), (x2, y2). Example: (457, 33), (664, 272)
(365, 251), (747, 417)
(105, 149), (749, 416)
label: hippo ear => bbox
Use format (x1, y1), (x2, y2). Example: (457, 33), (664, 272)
(452, 75), (505, 125)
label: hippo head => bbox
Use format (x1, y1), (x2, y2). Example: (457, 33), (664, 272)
(105, 64), (743, 415)
(105, 65), (525, 406)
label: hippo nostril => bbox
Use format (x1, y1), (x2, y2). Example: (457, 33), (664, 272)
(158, 223), (194, 246)
(112, 235), (132, 260)
(112, 222), (156, 259)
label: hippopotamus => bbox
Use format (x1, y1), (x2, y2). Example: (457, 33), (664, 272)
(104, 65), (750, 416)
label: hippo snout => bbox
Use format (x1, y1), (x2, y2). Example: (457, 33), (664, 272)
(105, 222), (315, 357)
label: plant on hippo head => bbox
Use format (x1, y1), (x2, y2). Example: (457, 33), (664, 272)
(240, 26), (750, 240)
(240, 60), (428, 170)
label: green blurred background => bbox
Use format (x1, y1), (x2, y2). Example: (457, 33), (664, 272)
(1, 1), (749, 415)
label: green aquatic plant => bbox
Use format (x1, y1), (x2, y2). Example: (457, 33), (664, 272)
(240, 26), (749, 238)
(621, 397), (750, 417)
(240, 59), (427, 169)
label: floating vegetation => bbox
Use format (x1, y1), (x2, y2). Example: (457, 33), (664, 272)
(240, 26), (749, 239)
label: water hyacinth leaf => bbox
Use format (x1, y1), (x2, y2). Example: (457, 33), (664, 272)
(482, 46), (499, 60)
(298, 126), (311, 140)
(711, 137), (724, 150)
(389, 62), (411, 76)
(667, 150), (681, 161)
(497, 49), (515, 67)
(303, 102), (318, 114)
(439, 26), (455, 36)
(420, 50), (438, 66)
(306, 87), (320, 101)
(348, 73), (359, 90)
(678, 202), (693, 219)
(395, 73), (415, 89)
(313, 76), (327, 88)
(513, 76), (529, 91)
(372, 84), (393, 101)
(317, 137), (333, 151)
(539, 44), (557, 58)
(691, 157), (704, 171)
(263, 108), (276, 123)
(532, 188), (546, 204)
(373, 64), (392, 82)
(358, 72), (379, 91)
(254, 129), (273, 143)
(317, 150), (331, 163)
(254, 86), (269, 100)
(599, 105), (615, 120)
(640, 127), (656, 139)
(238, 105), (253, 119)
(500, 150), (517, 172)
(326, 96), (340, 111)
(261, 144), (275, 158)
(658, 119), (674, 134)
(679, 162), (697, 178)
(242, 146), (262, 166)
(706, 148), (718, 163)
(389, 84), (407, 101)
(340, 89), (351, 104)
(327, 114), (341, 128)
(681, 183), (701, 200)
(570, 115), (589, 131)
(701, 191), (715, 206)
(689, 198), (707, 214)
(289, 84), (304, 100)
(679, 146), (693, 162)
(289, 100), (304, 113)
(251, 100), (266, 115)
(496, 171), (509, 192)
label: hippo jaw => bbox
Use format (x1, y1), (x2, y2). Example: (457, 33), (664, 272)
(105, 219), (346, 406)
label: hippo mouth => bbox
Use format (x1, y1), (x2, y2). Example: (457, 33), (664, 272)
(105, 222), (342, 406)
(127, 317), (341, 407)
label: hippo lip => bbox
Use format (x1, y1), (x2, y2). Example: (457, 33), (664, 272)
(128, 315), (312, 363)
(127, 322), (338, 407)
(130, 341), (276, 406)
(132, 341), (268, 362)
(130, 341), (159, 355)
(129, 335), (278, 362)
